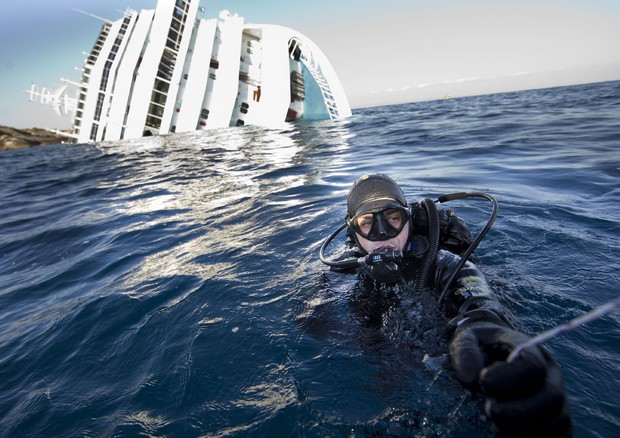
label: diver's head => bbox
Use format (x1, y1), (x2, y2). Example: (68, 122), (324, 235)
(346, 174), (410, 254)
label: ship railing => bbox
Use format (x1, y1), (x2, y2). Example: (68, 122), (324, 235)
(299, 53), (340, 118)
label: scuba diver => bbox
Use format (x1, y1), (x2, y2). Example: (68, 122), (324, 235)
(319, 173), (572, 437)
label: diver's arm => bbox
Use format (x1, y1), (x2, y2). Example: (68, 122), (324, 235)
(435, 251), (572, 437)
(433, 250), (515, 328)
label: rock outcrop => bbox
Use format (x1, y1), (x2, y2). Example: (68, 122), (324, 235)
(0, 126), (72, 151)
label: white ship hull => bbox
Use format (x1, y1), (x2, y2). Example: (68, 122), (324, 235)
(70, 0), (351, 143)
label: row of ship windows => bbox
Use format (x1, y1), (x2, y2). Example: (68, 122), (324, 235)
(87, 25), (111, 64)
(167, 28), (184, 52)
(96, 19), (130, 95)
(173, 1), (190, 18)
(169, 1), (189, 50)
(92, 93), (106, 134)
(157, 49), (178, 82)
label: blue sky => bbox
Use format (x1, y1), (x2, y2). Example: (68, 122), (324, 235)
(2, 0), (619, 129)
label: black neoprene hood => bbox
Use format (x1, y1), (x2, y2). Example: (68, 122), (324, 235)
(346, 174), (408, 218)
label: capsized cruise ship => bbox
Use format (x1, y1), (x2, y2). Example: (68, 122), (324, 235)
(53, 0), (351, 142)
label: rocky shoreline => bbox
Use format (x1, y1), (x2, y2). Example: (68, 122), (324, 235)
(0, 125), (72, 151)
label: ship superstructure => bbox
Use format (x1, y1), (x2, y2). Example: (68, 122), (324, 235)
(59, 0), (351, 142)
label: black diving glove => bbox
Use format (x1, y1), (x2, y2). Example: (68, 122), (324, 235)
(449, 321), (572, 437)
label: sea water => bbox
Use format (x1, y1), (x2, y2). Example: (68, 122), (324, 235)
(1, 81), (619, 437)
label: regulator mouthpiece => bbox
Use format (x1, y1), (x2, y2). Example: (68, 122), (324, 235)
(366, 248), (404, 284)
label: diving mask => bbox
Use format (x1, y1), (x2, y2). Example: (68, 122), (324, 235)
(348, 206), (410, 241)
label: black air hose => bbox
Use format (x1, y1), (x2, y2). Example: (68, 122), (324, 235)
(436, 192), (498, 305)
(416, 198), (439, 293)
